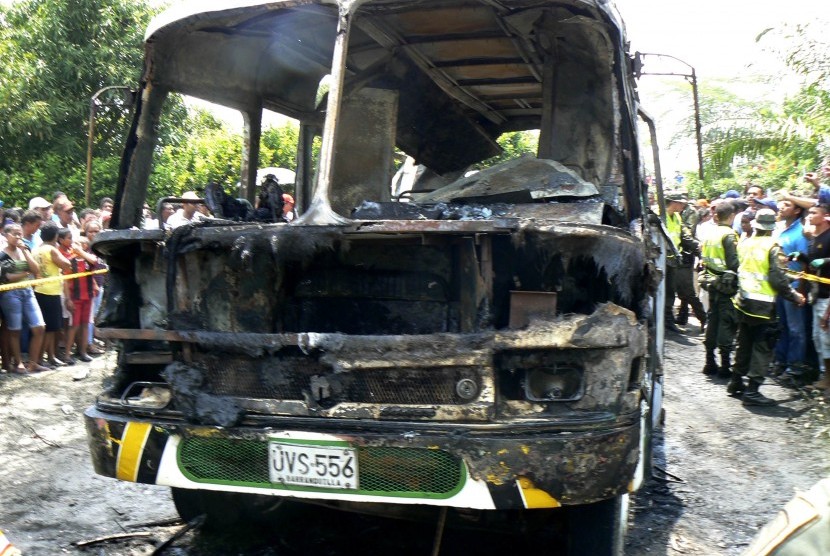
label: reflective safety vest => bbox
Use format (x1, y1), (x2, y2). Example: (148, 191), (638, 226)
(666, 212), (682, 249)
(702, 225), (736, 274)
(736, 235), (777, 305)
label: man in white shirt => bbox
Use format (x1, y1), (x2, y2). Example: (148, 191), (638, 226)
(167, 192), (205, 228)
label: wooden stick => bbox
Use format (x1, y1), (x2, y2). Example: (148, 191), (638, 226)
(151, 515), (205, 555)
(74, 531), (153, 547)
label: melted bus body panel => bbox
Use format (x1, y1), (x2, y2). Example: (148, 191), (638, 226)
(86, 1), (667, 551)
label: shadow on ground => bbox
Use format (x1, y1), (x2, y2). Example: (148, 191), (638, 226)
(626, 428), (687, 555)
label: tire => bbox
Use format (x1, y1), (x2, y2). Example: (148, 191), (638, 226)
(171, 488), (279, 529)
(565, 494), (629, 556)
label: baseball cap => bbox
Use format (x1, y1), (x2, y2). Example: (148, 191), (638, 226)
(755, 198), (778, 212)
(664, 190), (689, 203)
(720, 190), (741, 199)
(28, 196), (51, 210)
(752, 208), (777, 231)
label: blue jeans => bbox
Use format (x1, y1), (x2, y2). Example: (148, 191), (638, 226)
(775, 297), (807, 367)
(0, 287), (45, 331)
(813, 298), (830, 361)
(88, 287), (103, 344)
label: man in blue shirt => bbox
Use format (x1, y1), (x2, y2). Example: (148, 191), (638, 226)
(773, 200), (810, 383)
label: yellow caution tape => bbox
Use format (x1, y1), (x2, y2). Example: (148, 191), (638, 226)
(0, 269), (108, 293)
(785, 270), (830, 285)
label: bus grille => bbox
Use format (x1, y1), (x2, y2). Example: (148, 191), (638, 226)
(194, 355), (480, 406)
(178, 437), (464, 497)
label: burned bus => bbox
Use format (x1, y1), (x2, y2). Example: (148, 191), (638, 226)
(85, 0), (669, 553)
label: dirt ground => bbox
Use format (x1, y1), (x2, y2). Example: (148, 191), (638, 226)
(1, 325), (828, 555)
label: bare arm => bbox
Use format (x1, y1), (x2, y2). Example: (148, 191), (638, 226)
(50, 246), (72, 272)
(23, 246), (39, 276)
(72, 243), (98, 266)
(769, 246), (805, 305)
(4, 248), (37, 282)
(780, 192), (817, 211)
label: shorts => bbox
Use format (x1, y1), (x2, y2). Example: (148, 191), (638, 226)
(813, 297), (830, 360)
(0, 287), (45, 331)
(61, 292), (70, 320)
(71, 298), (92, 326)
(35, 292), (63, 332)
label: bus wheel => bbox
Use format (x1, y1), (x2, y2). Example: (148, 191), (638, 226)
(565, 494), (629, 556)
(171, 488), (281, 529)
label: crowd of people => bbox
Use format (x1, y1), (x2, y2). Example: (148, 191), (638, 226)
(0, 181), (298, 376)
(141, 183), (296, 230)
(661, 164), (830, 407)
(0, 192), (109, 374)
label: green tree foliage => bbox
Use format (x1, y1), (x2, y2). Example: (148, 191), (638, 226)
(471, 131), (539, 170)
(685, 20), (830, 199)
(0, 0), (154, 205)
(261, 123), (300, 170)
(150, 108), (238, 199)
(147, 119), (301, 202)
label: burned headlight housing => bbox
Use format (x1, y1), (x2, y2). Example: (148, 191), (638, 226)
(496, 350), (585, 402)
(523, 364), (584, 401)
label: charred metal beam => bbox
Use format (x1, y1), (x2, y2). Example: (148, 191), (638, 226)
(241, 106), (262, 203)
(295, 123), (320, 214)
(296, 0), (358, 226)
(489, 6), (544, 83)
(536, 14), (559, 161)
(432, 57), (525, 68)
(115, 84), (168, 229)
(97, 302), (640, 351)
(402, 30), (508, 44)
(356, 16), (506, 125)
(456, 76), (538, 86)
(458, 237), (483, 332)
(498, 108), (542, 117)
(354, 220), (516, 234)
(478, 92), (542, 101)
(343, 50), (396, 98)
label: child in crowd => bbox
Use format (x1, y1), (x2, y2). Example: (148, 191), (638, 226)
(82, 219), (105, 354)
(61, 234), (98, 363)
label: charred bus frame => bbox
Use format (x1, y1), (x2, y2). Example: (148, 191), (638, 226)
(85, 1), (669, 553)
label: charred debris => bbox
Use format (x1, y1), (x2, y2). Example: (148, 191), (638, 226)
(93, 0), (661, 431)
(95, 155), (657, 428)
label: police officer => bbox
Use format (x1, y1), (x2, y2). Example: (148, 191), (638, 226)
(677, 200), (702, 325)
(699, 201), (739, 377)
(664, 191), (706, 333)
(729, 208), (806, 405)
